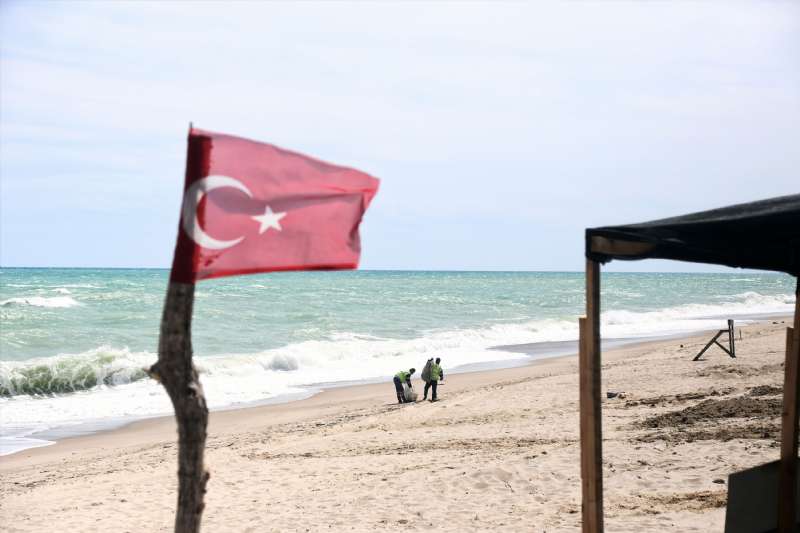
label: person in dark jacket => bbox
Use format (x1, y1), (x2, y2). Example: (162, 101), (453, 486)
(421, 358), (433, 400)
(393, 368), (415, 404)
(427, 358), (443, 402)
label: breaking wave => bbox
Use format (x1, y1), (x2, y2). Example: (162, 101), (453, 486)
(0, 291), (792, 399)
(0, 296), (81, 308)
(602, 292), (793, 332)
(0, 347), (151, 396)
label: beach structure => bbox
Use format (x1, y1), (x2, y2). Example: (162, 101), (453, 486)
(693, 319), (736, 361)
(579, 194), (800, 533)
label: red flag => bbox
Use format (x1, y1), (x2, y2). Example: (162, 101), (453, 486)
(170, 127), (379, 282)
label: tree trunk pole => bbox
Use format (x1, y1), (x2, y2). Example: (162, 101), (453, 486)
(149, 281), (209, 533)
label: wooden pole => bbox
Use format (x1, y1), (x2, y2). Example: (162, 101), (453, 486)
(580, 260), (603, 533)
(778, 278), (800, 533)
(149, 281), (209, 533)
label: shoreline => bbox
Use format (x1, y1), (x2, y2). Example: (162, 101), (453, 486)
(2, 345), (575, 467)
(4, 315), (790, 468)
(3, 314), (790, 459)
(0, 318), (793, 531)
(0, 331), (705, 458)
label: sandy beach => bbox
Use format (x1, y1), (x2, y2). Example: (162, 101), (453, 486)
(0, 319), (792, 532)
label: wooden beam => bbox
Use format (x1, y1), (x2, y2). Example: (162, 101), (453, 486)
(778, 277), (800, 533)
(579, 316), (589, 520)
(580, 260), (603, 533)
(589, 235), (655, 258)
(692, 326), (736, 361)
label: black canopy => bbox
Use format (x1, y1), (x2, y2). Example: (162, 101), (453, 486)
(586, 194), (800, 275)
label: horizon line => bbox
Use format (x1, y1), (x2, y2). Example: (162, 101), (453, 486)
(0, 266), (785, 275)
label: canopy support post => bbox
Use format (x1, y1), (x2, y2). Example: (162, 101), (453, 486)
(580, 259), (603, 533)
(778, 278), (800, 533)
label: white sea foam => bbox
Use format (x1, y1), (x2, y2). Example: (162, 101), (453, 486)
(0, 421), (56, 456)
(0, 435), (54, 456)
(0, 296), (81, 308)
(52, 288), (72, 294)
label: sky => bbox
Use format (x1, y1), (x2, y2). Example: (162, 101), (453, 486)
(1, 2), (798, 272)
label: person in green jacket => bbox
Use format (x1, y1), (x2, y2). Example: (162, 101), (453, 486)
(393, 368), (416, 404)
(428, 358), (443, 402)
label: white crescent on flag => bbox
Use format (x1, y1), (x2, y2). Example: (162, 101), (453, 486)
(181, 175), (252, 250)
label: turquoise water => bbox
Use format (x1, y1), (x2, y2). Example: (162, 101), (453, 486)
(0, 268), (795, 454)
(3, 269), (794, 361)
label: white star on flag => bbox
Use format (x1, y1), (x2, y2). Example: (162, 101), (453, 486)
(252, 205), (287, 234)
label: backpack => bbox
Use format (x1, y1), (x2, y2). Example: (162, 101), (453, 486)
(421, 359), (433, 382)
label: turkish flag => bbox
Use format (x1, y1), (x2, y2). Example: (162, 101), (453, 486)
(170, 127), (379, 282)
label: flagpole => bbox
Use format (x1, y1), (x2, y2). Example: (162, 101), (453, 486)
(150, 281), (207, 533)
(148, 123), (210, 533)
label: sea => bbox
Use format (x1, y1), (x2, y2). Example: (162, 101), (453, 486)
(0, 268), (795, 456)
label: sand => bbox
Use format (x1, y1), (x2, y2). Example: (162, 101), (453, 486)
(0, 319), (793, 532)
